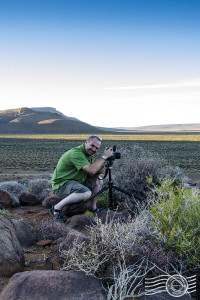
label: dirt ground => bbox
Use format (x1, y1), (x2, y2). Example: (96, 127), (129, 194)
(0, 203), (63, 292)
(0, 169), (61, 294)
(0, 169), (200, 293)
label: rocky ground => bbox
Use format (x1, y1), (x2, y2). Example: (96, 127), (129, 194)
(0, 169), (200, 296)
(0, 203), (59, 293)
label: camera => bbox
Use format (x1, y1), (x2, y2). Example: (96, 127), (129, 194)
(106, 145), (121, 165)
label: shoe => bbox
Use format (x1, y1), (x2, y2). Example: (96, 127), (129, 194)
(50, 205), (66, 223)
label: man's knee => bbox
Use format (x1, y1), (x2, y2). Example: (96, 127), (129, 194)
(97, 179), (103, 189)
(83, 190), (92, 199)
(95, 179), (103, 190)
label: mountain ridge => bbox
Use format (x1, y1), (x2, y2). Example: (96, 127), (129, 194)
(0, 107), (199, 133)
(116, 123), (200, 131)
(0, 107), (105, 134)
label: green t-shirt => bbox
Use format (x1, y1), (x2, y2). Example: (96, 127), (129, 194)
(52, 144), (92, 190)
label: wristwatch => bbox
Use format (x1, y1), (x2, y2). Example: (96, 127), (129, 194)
(101, 155), (107, 160)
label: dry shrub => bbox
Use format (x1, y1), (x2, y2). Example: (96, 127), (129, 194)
(61, 211), (181, 299)
(110, 146), (185, 214)
(36, 220), (69, 241)
(28, 179), (52, 201)
(0, 181), (27, 206)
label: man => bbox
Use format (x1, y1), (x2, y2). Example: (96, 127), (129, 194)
(50, 135), (113, 221)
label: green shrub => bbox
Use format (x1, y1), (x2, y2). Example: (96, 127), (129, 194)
(150, 177), (200, 266)
(0, 209), (11, 218)
(111, 146), (186, 215)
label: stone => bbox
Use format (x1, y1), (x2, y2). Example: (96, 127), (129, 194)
(42, 195), (61, 208)
(18, 192), (38, 206)
(62, 201), (92, 217)
(0, 214), (24, 277)
(11, 219), (35, 247)
(0, 270), (107, 300)
(38, 188), (52, 203)
(36, 240), (52, 247)
(53, 229), (89, 257)
(0, 189), (13, 209)
(53, 229), (90, 267)
(66, 214), (96, 231)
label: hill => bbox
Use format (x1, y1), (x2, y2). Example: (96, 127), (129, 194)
(116, 123), (200, 132)
(0, 107), (105, 134)
(31, 107), (79, 121)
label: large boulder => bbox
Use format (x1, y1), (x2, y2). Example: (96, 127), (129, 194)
(42, 195), (61, 208)
(0, 189), (13, 209)
(62, 201), (93, 217)
(0, 181), (27, 206)
(18, 192), (38, 206)
(0, 270), (107, 300)
(28, 179), (52, 203)
(0, 214), (24, 276)
(11, 219), (35, 247)
(66, 214), (96, 231)
(53, 229), (90, 266)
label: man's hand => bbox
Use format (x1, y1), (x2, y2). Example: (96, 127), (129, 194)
(103, 147), (113, 159)
(82, 147), (113, 176)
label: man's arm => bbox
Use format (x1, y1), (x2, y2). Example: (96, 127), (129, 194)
(82, 148), (113, 176)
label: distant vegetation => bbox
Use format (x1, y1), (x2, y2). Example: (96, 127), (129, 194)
(0, 134), (200, 172)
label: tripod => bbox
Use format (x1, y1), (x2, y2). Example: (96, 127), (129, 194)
(64, 157), (143, 215)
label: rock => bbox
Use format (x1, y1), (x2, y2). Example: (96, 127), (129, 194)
(0, 181), (27, 206)
(37, 209), (50, 216)
(18, 192), (38, 206)
(0, 189), (13, 209)
(0, 214), (24, 276)
(38, 188), (52, 203)
(11, 219), (35, 247)
(28, 179), (52, 203)
(53, 229), (89, 255)
(42, 195), (61, 208)
(0, 270), (107, 300)
(62, 201), (92, 217)
(36, 240), (52, 247)
(66, 214), (96, 231)
(44, 256), (53, 270)
(53, 229), (90, 267)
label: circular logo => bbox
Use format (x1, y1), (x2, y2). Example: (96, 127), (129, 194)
(166, 275), (188, 297)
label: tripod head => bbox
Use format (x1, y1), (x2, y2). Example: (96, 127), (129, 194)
(101, 145), (121, 180)
(105, 145), (121, 168)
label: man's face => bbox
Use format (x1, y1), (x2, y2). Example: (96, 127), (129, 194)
(85, 138), (101, 156)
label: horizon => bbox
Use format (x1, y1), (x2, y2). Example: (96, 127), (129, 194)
(0, 0), (200, 128)
(1, 106), (200, 130)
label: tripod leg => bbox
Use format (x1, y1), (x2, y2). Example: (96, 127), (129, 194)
(112, 185), (143, 201)
(109, 185), (113, 207)
(112, 185), (133, 197)
(64, 185), (109, 215)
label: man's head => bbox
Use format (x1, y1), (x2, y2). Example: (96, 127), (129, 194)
(84, 135), (102, 156)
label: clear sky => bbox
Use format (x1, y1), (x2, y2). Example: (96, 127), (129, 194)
(0, 0), (200, 128)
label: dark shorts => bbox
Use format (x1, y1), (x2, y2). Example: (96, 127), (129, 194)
(54, 176), (98, 199)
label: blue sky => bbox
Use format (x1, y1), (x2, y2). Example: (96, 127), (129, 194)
(0, 0), (200, 127)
